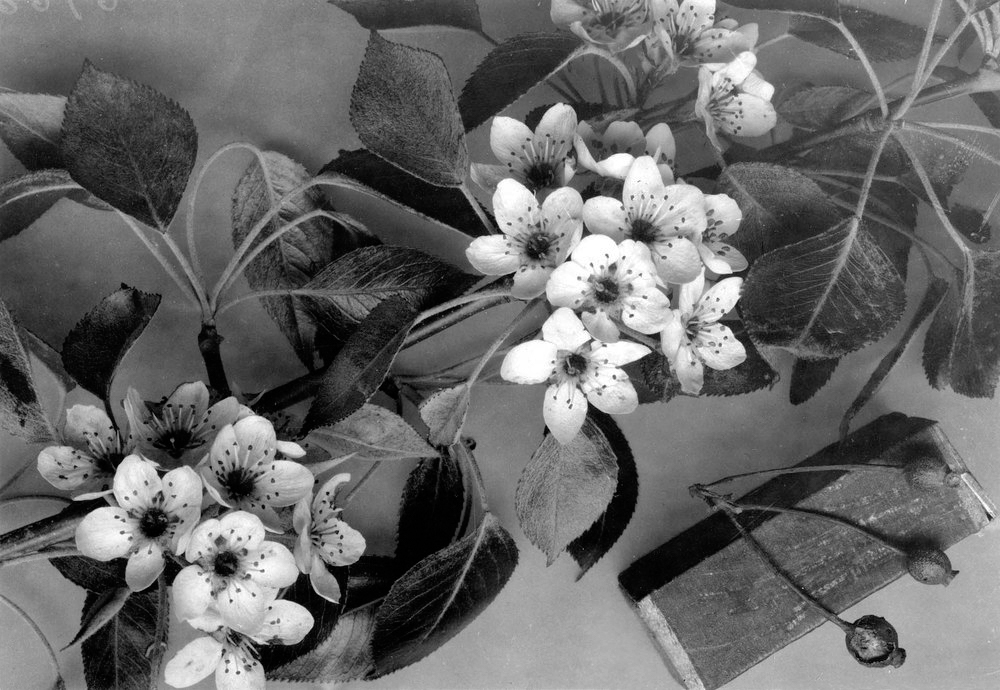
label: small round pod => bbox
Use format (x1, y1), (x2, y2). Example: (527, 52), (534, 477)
(906, 546), (958, 586)
(903, 456), (960, 491)
(845, 615), (906, 668)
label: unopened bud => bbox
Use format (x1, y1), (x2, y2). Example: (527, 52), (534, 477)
(906, 547), (958, 586)
(845, 615), (906, 668)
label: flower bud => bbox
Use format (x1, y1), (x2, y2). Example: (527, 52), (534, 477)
(906, 547), (958, 586)
(845, 615), (906, 668)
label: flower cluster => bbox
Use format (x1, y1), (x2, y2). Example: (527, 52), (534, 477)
(35, 381), (366, 690)
(469, 101), (752, 443)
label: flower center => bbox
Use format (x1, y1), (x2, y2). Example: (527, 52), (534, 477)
(95, 451), (125, 476)
(591, 276), (620, 304)
(222, 467), (258, 500)
(685, 317), (700, 340)
(213, 550), (241, 577)
(629, 218), (661, 244)
(154, 429), (196, 458)
(139, 508), (170, 539)
(563, 353), (589, 377)
(525, 162), (556, 191)
(523, 232), (553, 262)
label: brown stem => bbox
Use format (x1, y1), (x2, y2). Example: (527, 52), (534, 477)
(0, 501), (94, 562)
(198, 321), (231, 399)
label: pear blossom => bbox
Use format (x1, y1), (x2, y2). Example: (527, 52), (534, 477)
(551, 0), (655, 53)
(37, 404), (135, 499)
(547, 235), (671, 342)
(660, 272), (745, 394)
(164, 594), (313, 690)
(645, 0), (758, 74)
(470, 104), (577, 194)
(173, 511), (299, 632)
(466, 180), (583, 299)
(200, 415), (313, 528)
(293, 473), (366, 603)
(125, 381), (242, 467)
(700, 194), (747, 274)
(75, 456), (202, 591)
(694, 51), (776, 151)
(582, 155), (706, 284)
(574, 120), (675, 182)
(501, 308), (650, 443)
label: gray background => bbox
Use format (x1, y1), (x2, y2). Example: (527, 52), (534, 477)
(1, 1), (998, 688)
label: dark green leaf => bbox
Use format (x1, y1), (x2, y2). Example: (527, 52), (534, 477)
(304, 404), (436, 462)
(970, 90), (1000, 129)
(303, 298), (418, 432)
(894, 127), (973, 204)
(259, 571), (344, 670)
(329, 0), (481, 32)
(841, 278), (949, 438)
(419, 383), (471, 447)
(61, 61), (197, 229)
(232, 150), (377, 370)
(0, 170), (95, 243)
(64, 587), (130, 650)
(350, 32), (468, 187)
(776, 84), (868, 130)
(789, 7), (939, 62)
(370, 513), (518, 676)
(321, 149), (490, 236)
(719, 163), (844, 264)
(626, 324), (778, 403)
(923, 250), (1000, 397)
(516, 416), (618, 565)
(721, 0), (840, 19)
(741, 218), (906, 359)
(458, 32), (582, 131)
(52, 555), (125, 592)
(789, 357), (839, 405)
(0, 93), (65, 169)
(794, 132), (909, 179)
(565, 410), (637, 579)
(61, 285), (161, 403)
(16, 324), (77, 393)
(396, 450), (466, 569)
(0, 297), (54, 443)
(303, 245), (475, 341)
(947, 203), (993, 245)
(267, 606), (377, 683)
(80, 585), (164, 690)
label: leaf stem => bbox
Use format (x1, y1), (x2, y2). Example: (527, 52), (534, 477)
(755, 33), (791, 52)
(466, 299), (541, 385)
(824, 18), (888, 117)
(455, 441), (490, 513)
(116, 211), (203, 310)
(892, 0), (946, 120)
(459, 183), (496, 234)
(0, 548), (81, 568)
(404, 291), (513, 347)
(147, 571), (169, 670)
(197, 321), (231, 398)
(697, 463), (903, 491)
(897, 4), (974, 119)
(0, 495), (72, 508)
(0, 593), (65, 689)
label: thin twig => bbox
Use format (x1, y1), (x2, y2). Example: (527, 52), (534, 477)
(826, 18), (888, 117)
(899, 6), (975, 118)
(117, 211), (202, 309)
(455, 441), (490, 513)
(893, 0), (946, 119)
(0, 548), (81, 568)
(0, 594), (65, 689)
(460, 184), (497, 234)
(340, 462), (383, 508)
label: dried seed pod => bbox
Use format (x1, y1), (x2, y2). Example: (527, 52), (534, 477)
(845, 615), (906, 668)
(906, 547), (958, 586)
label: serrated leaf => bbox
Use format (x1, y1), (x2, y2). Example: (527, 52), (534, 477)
(947, 203), (993, 245)
(419, 383), (471, 447)
(350, 32), (468, 187)
(303, 299), (418, 432)
(61, 285), (161, 403)
(776, 84), (868, 130)
(0, 297), (54, 443)
(396, 450), (466, 569)
(741, 218), (906, 359)
(0, 93), (65, 169)
(321, 149), (490, 236)
(305, 404), (436, 461)
(719, 163), (844, 264)
(459, 32), (583, 131)
(329, 0), (481, 32)
(721, 0), (840, 19)
(626, 324), (777, 403)
(516, 417), (619, 565)
(842, 278), (949, 438)
(61, 61), (197, 229)
(303, 245), (475, 340)
(52, 555), (125, 592)
(923, 250), (1000, 397)
(232, 150), (377, 369)
(370, 513), (517, 676)
(267, 606), (377, 683)
(790, 8), (939, 62)
(80, 584), (164, 690)
(0, 169), (95, 243)
(565, 410), (637, 578)
(64, 587), (130, 650)
(789, 357), (839, 405)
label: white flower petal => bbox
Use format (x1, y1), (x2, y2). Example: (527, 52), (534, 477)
(160, 466), (204, 534)
(196, 397), (241, 442)
(570, 233), (618, 272)
(583, 196), (629, 241)
(254, 599), (316, 645)
(699, 244), (734, 275)
(166, 382), (211, 419)
(76, 507), (136, 561)
(172, 566), (215, 621)
(489, 116), (534, 165)
(112, 455), (161, 510)
(596, 152), (640, 179)
(585, 368), (639, 415)
(644, 122), (675, 166)
(164, 636), (223, 688)
(581, 309), (620, 343)
(534, 103), (577, 156)
(657, 183), (707, 236)
(126, 542), (165, 591)
(316, 520), (367, 567)
(543, 381), (588, 445)
(37, 446), (101, 492)
(232, 416), (277, 465)
(512, 264), (553, 299)
(470, 163), (510, 193)
(217, 511), (266, 552)
(695, 323), (747, 370)
(219, 578), (269, 633)
(492, 178), (539, 232)
(250, 541), (300, 588)
(500, 341), (558, 384)
(312, 472), (351, 518)
(276, 439), (306, 459)
(541, 308), (592, 351)
(660, 315), (685, 360)
(185, 518), (222, 562)
(704, 193), (741, 237)
(546, 261), (591, 309)
(675, 342), (705, 395)
(466, 235), (520, 276)
(64, 405), (118, 453)
(621, 288), (672, 334)
(693, 276), (743, 323)
(216, 645), (265, 690)
(623, 156), (665, 216)
(719, 94), (777, 137)
(593, 340), (652, 366)
(308, 555), (343, 604)
(256, 460), (313, 507)
(653, 236), (705, 284)
(541, 185), (583, 224)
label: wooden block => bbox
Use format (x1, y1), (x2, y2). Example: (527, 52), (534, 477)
(618, 413), (996, 690)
